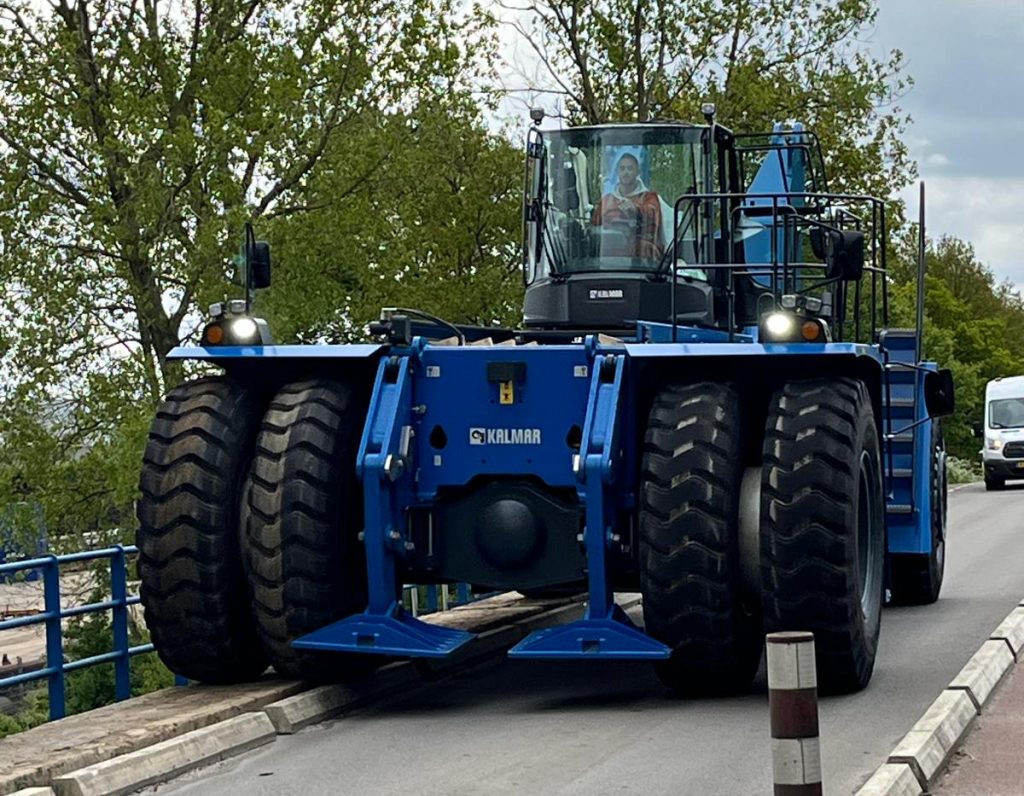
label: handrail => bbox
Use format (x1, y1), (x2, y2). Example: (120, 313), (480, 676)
(0, 545), (149, 720)
(0, 544), (480, 722)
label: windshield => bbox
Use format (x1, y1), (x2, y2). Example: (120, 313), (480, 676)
(990, 398), (1024, 429)
(530, 126), (709, 280)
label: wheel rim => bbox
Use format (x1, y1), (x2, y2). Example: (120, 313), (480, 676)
(857, 450), (882, 621)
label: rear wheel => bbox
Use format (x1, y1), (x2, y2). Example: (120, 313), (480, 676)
(761, 378), (884, 694)
(890, 426), (947, 605)
(137, 377), (267, 683)
(639, 382), (762, 696)
(241, 379), (372, 681)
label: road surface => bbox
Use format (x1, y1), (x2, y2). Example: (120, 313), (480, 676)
(159, 483), (1024, 796)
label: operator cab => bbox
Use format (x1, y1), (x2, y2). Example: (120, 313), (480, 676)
(521, 113), (861, 340)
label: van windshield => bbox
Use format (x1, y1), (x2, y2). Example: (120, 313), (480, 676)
(990, 398), (1024, 429)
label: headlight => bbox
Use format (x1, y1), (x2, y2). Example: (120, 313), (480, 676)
(201, 315), (268, 346)
(986, 436), (1003, 451)
(764, 312), (795, 338)
(231, 317), (259, 342)
(761, 311), (829, 343)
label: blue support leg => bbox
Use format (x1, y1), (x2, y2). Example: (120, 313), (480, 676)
(293, 353), (474, 658)
(510, 352), (669, 660)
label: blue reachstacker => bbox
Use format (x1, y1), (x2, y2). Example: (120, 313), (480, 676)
(137, 105), (954, 695)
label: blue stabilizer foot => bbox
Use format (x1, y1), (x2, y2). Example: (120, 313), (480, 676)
(507, 605), (671, 660)
(293, 605), (475, 658)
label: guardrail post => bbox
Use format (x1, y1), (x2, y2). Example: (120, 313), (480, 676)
(767, 631), (822, 795)
(111, 545), (131, 702)
(43, 556), (66, 720)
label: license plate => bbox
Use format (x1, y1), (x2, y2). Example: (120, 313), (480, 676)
(1016, 461), (1024, 469)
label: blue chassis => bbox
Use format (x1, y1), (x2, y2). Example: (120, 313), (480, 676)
(170, 326), (939, 661)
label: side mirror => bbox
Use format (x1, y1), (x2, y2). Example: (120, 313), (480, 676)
(810, 227), (865, 281)
(973, 421), (984, 438)
(924, 368), (956, 418)
(248, 240), (272, 289)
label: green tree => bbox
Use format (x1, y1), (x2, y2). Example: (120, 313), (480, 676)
(888, 232), (1024, 460)
(0, 0), (504, 543)
(261, 101), (525, 341)
(502, 0), (913, 197)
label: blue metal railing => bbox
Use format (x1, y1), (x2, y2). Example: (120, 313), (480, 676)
(0, 545), (150, 720)
(1, 544), (482, 722)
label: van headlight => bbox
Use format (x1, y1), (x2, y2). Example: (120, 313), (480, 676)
(986, 436), (1003, 451)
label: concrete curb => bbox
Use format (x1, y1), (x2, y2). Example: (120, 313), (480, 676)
(50, 712), (275, 796)
(4, 593), (643, 794)
(0, 592), (577, 795)
(8, 789), (56, 796)
(887, 689), (976, 786)
(854, 763), (922, 796)
(948, 639), (1015, 711)
(855, 595), (1024, 795)
(991, 606), (1024, 660)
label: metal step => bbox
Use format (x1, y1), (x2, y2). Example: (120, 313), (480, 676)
(886, 397), (915, 409)
(886, 503), (914, 515)
(890, 468), (913, 478)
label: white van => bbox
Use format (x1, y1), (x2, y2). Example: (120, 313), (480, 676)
(981, 375), (1024, 490)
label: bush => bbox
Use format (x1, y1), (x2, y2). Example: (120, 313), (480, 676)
(948, 455), (981, 484)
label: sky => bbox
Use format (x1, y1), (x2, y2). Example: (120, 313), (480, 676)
(495, 1), (1024, 290)
(874, 0), (1024, 288)
(872, 2), (1024, 288)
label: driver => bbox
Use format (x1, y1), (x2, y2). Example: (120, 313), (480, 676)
(591, 153), (664, 258)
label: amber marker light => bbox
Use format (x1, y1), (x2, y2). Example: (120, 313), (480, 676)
(801, 320), (823, 342)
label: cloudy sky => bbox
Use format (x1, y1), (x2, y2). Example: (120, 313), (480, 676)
(874, 0), (1024, 288)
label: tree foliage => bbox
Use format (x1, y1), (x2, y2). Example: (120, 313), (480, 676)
(502, 0), (914, 198)
(0, 0), (514, 544)
(888, 231), (1024, 459)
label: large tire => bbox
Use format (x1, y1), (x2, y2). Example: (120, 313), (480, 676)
(761, 378), (885, 694)
(241, 379), (371, 681)
(639, 382), (762, 695)
(984, 476), (1004, 492)
(890, 426), (946, 605)
(136, 377), (267, 683)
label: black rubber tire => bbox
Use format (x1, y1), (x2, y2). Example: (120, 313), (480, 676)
(984, 476), (1004, 492)
(889, 426), (947, 605)
(241, 379), (372, 681)
(639, 382), (762, 696)
(136, 377), (267, 683)
(761, 378), (885, 694)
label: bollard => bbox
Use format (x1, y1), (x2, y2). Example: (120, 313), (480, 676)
(767, 631), (823, 795)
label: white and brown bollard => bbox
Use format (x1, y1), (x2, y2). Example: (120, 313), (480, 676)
(767, 631), (823, 795)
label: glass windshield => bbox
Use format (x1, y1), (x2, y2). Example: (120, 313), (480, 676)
(991, 398), (1024, 429)
(537, 126), (709, 278)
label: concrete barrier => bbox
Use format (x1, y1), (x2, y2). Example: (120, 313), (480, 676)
(854, 762), (923, 796)
(51, 712), (275, 796)
(948, 638), (1015, 711)
(887, 688), (976, 787)
(991, 607), (1024, 660)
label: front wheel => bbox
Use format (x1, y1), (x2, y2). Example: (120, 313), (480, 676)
(639, 382), (762, 696)
(760, 378), (885, 694)
(136, 377), (267, 683)
(241, 379), (373, 681)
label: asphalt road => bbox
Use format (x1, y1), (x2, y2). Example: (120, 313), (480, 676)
(159, 483), (1024, 796)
